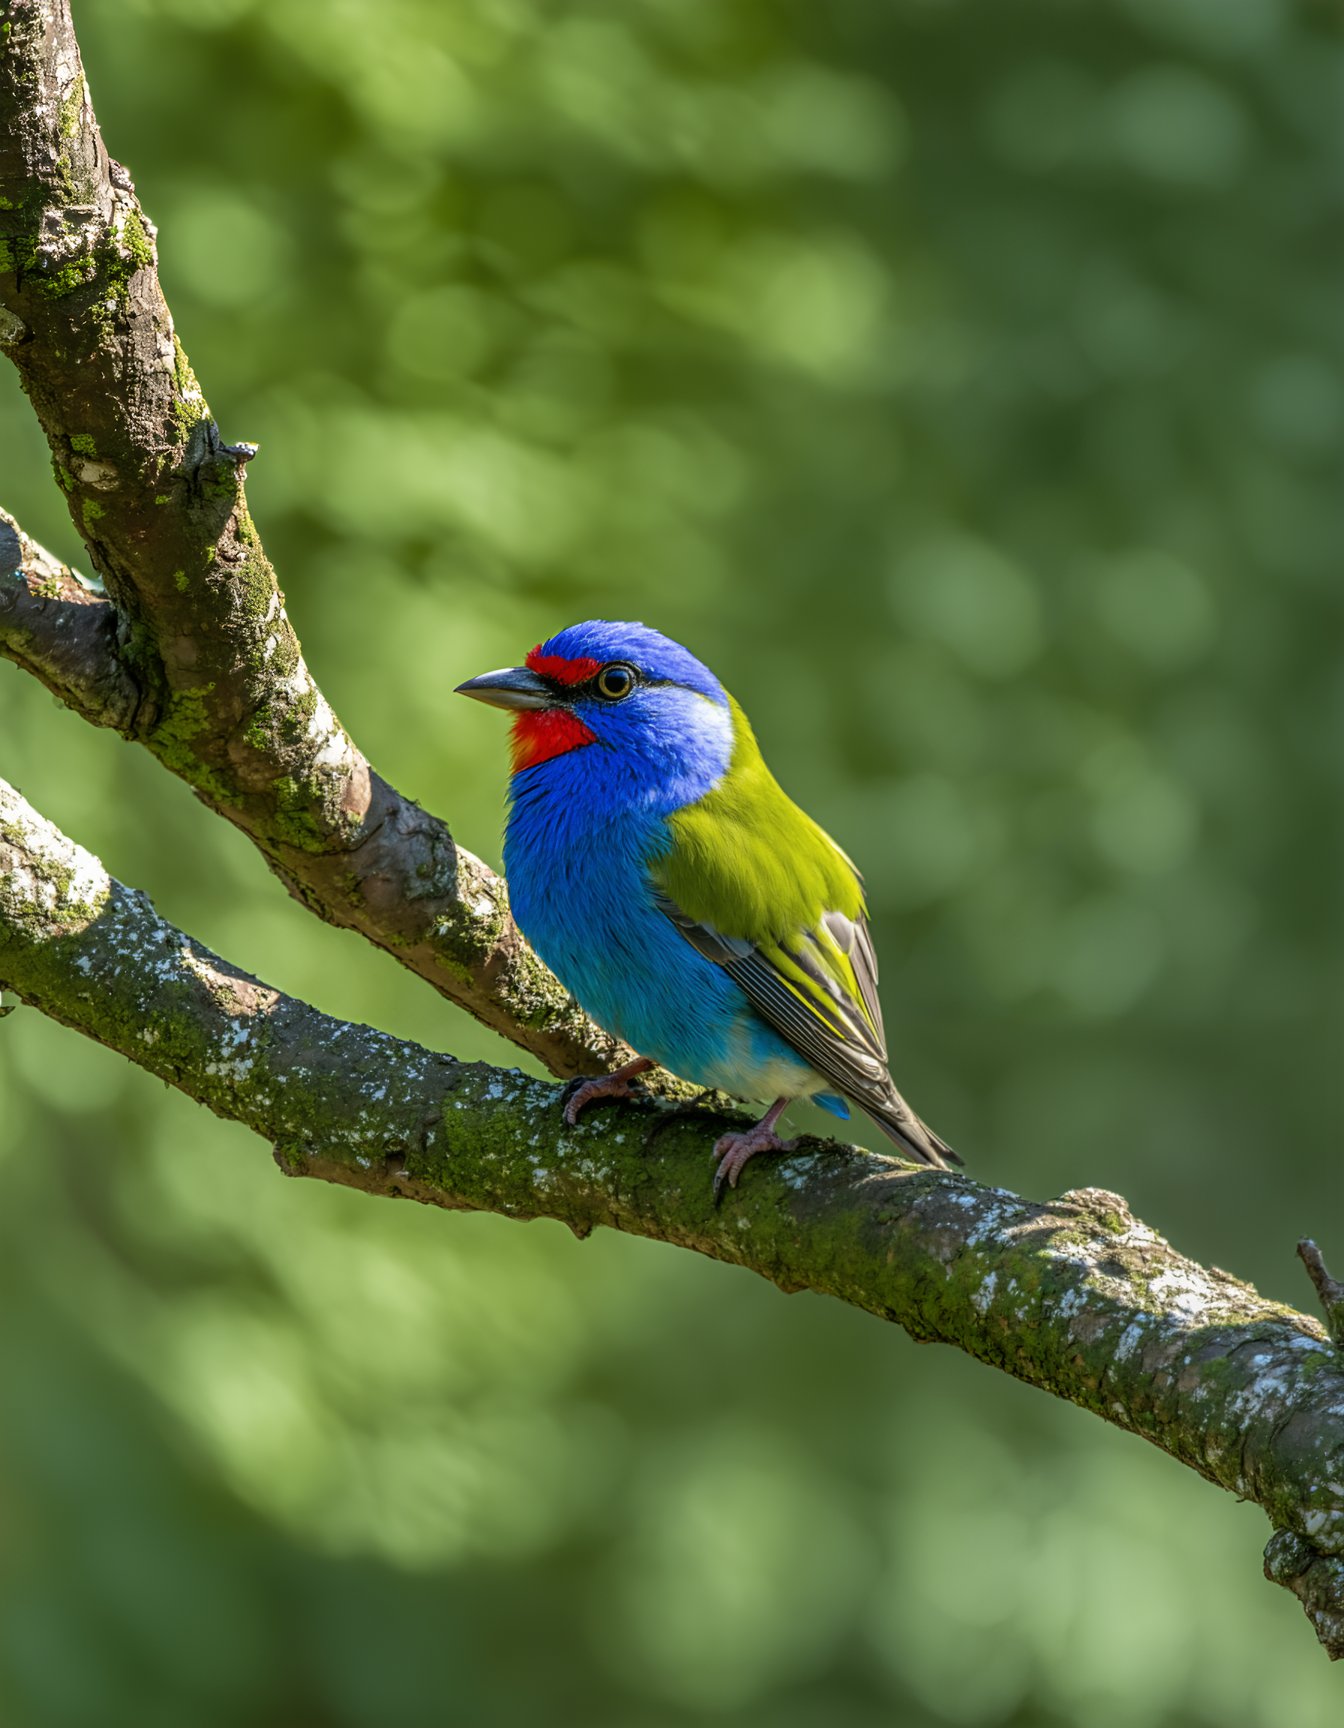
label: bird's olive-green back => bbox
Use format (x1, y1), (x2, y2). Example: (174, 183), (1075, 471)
(659, 696), (864, 942)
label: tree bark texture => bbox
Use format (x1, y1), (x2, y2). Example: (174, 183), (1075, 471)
(1, 0), (1340, 1659)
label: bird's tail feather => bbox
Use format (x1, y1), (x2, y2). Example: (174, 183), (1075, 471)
(865, 1088), (962, 1168)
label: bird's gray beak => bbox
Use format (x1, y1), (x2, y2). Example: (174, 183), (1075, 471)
(454, 666), (554, 712)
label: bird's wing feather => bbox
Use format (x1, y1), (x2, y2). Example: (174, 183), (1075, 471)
(652, 886), (897, 1113)
(824, 906), (885, 1052)
(649, 696), (959, 1168)
(648, 694), (897, 1110)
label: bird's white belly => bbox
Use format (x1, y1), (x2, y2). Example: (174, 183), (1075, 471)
(693, 1017), (827, 1105)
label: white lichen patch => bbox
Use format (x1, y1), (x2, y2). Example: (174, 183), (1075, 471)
(305, 689), (355, 774)
(0, 307), (27, 347)
(1114, 1219), (1163, 1251)
(204, 1055), (254, 1082)
(1285, 1334), (1334, 1356)
(1147, 1264), (1227, 1325)
(1227, 1357), (1294, 1425)
(1299, 1507), (1344, 1543)
(1054, 1288), (1086, 1320)
(971, 1271), (998, 1316)
(271, 662), (356, 781)
(0, 781), (111, 932)
(964, 1200), (1018, 1248)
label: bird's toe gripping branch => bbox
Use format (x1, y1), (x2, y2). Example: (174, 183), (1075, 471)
(711, 1098), (799, 1203)
(561, 1055), (657, 1126)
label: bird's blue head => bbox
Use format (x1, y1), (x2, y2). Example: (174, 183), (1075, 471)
(456, 621), (733, 809)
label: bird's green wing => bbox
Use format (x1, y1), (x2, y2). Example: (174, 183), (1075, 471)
(653, 696), (958, 1168)
(652, 696), (889, 1094)
(652, 885), (895, 1104)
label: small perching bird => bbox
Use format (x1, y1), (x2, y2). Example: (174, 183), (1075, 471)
(457, 622), (959, 1198)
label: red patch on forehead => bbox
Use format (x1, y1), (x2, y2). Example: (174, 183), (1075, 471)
(525, 648), (602, 686)
(510, 708), (596, 772)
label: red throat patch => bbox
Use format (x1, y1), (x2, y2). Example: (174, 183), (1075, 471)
(510, 708), (596, 772)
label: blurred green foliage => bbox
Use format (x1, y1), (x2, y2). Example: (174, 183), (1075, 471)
(1, 0), (1340, 1722)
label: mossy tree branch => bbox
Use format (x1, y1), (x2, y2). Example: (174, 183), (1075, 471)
(0, 503), (139, 728)
(1, 773), (1342, 1657)
(0, 0), (626, 1079)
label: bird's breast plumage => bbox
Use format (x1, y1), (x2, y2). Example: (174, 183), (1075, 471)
(502, 712), (821, 1101)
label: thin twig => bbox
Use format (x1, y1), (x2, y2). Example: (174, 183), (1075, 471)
(1298, 1240), (1344, 1351)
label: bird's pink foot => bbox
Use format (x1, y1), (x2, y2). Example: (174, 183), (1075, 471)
(711, 1106), (797, 1202)
(562, 1056), (655, 1126)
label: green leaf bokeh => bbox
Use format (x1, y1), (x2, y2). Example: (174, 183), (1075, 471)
(0, 0), (1339, 1721)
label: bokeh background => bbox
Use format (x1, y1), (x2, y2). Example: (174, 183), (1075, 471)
(1, 0), (1340, 1722)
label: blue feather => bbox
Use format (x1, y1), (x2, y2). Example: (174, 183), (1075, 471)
(814, 1094), (851, 1119)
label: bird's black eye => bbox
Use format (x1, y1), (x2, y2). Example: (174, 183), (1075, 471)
(594, 663), (636, 701)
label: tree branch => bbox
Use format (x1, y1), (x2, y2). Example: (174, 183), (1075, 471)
(0, 503), (140, 728)
(0, 0), (626, 1080)
(1, 770), (1341, 1656)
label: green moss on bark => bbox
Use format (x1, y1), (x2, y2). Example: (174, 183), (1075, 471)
(148, 685), (232, 802)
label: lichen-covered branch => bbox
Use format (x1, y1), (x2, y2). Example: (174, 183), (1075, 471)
(0, 503), (139, 728)
(1, 772), (1341, 1657)
(0, 0), (624, 1079)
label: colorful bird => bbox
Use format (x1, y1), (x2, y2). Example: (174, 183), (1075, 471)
(457, 622), (958, 1198)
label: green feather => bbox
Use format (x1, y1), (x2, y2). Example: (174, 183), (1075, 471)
(654, 695), (958, 1169)
(657, 696), (874, 1034)
(660, 698), (861, 933)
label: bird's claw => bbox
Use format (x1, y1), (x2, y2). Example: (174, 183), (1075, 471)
(711, 1126), (798, 1204)
(562, 1066), (651, 1127)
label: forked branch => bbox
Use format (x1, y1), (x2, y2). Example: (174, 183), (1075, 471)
(0, 0), (625, 1078)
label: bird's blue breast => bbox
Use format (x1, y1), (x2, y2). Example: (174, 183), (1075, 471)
(503, 726), (818, 1101)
